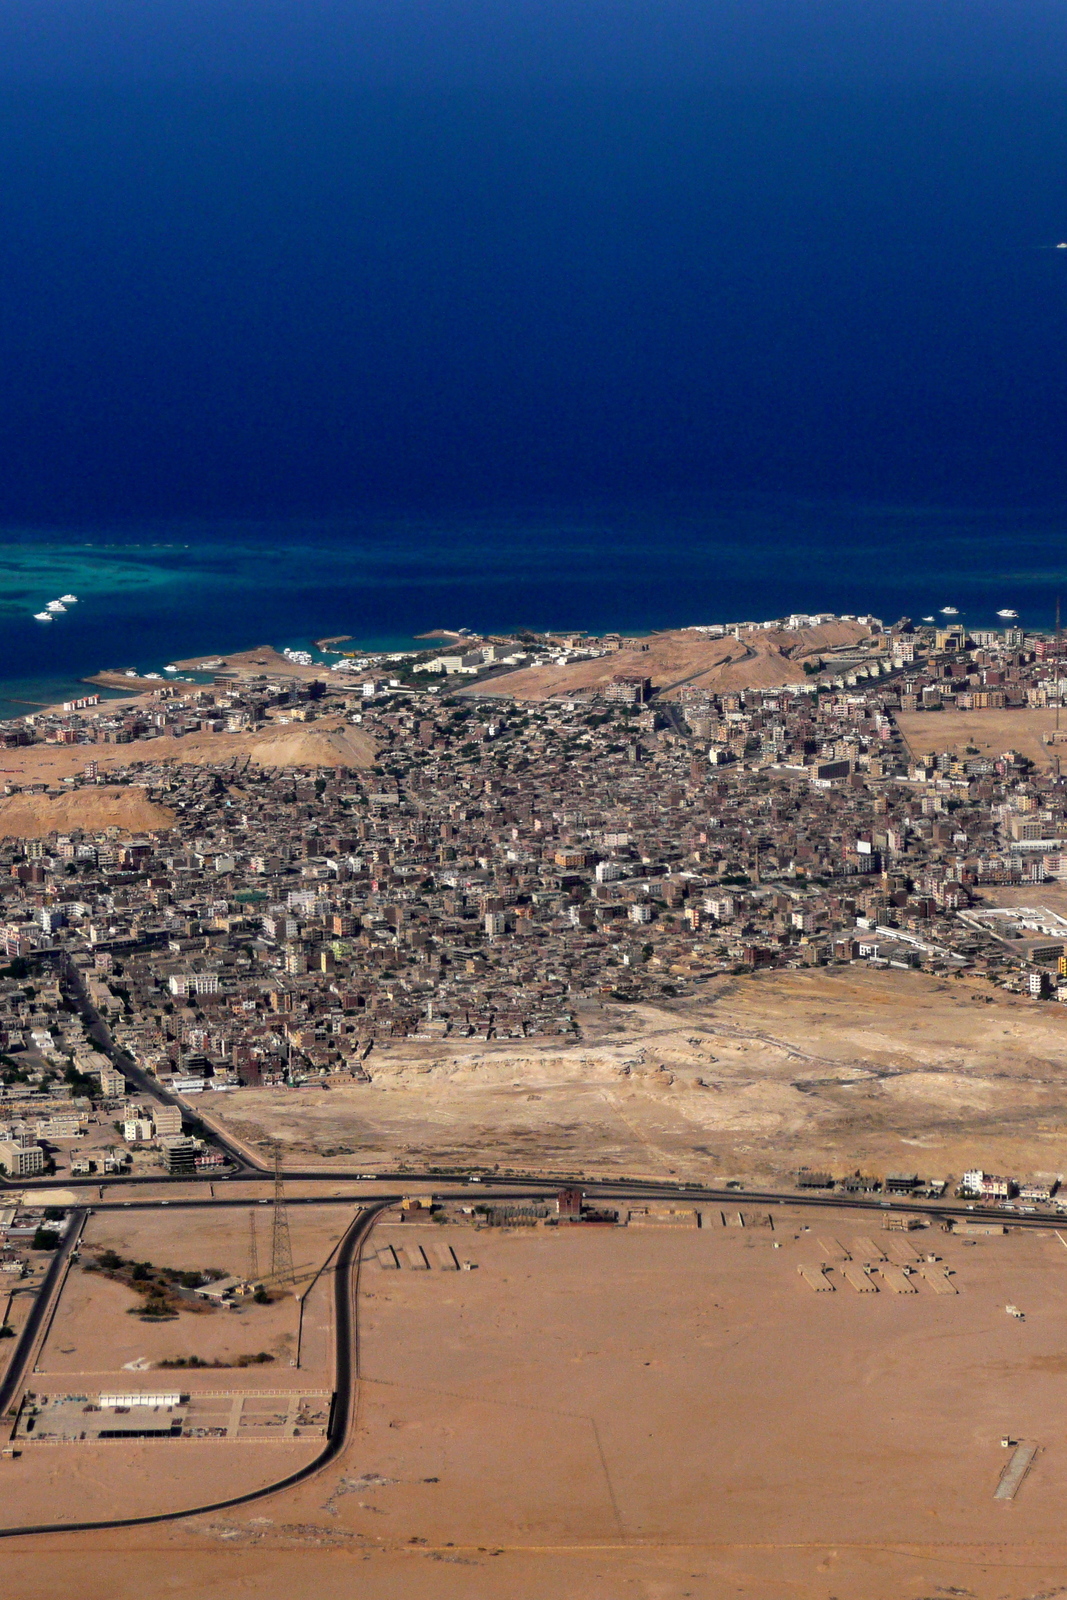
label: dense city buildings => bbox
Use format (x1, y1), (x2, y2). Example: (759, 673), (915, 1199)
(2, 614), (1067, 1186)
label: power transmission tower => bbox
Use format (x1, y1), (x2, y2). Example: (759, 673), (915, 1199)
(270, 1141), (295, 1285)
(248, 1208), (259, 1282)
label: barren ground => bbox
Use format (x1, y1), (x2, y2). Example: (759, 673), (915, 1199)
(8, 1210), (1067, 1598)
(0, 1206), (350, 1528)
(0, 786), (175, 839)
(897, 705), (1063, 769)
(206, 965), (1067, 1186)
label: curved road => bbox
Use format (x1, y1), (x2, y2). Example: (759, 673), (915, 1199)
(0, 1166), (1056, 1538)
(0, 1200), (386, 1540)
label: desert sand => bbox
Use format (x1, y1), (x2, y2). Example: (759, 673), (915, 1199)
(8, 1210), (1067, 1598)
(34, 1205), (353, 1376)
(205, 966), (1067, 1187)
(0, 714), (377, 791)
(0, 786), (176, 839)
(897, 705), (1064, 769)
(0, 1204), (351, 1529)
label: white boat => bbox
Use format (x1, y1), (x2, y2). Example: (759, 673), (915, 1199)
(921, 615), (935, 622)
(144, 672), (161, 679)
(164, 664), (179, 673)
(32, 611), (53, 621)
(996, 608), (1018, 619)
(939, 606), (959, 616)
(59, 593), (78, 603)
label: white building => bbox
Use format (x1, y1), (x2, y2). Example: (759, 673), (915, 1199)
(595, 861), (625, 883)
(168, 972), (220, 998)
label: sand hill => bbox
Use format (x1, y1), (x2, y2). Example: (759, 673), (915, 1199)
(162, 716), (378, 772)
(0, 716), (378, 790)
(475, 620), (873, 701)
(0, 786), (176, 839)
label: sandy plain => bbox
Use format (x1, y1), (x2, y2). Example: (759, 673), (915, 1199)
(897, 705), (1064, 769)
(206, 966), (1067, 1187)
(35, 1205), (354, 1375)
(8, 1210), (1067, 1598)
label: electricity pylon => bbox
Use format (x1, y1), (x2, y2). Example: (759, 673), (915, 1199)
(269, 1141), (295, 1285)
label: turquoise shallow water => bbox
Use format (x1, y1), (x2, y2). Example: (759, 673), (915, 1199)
(0, 498), (1064, 719)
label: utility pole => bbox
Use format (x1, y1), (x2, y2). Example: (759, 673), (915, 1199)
(248, 1208), (259, 1282)
(270, 1141), (294, 1285)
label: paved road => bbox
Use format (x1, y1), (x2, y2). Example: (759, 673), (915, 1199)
(0, 1201), (385, 1540)
(81, 1181), (1067, 1232)
(10, 1152), (1060, 1232)
(0, 1164), (1057, 1538)
(0, 1210), (85, 1419)
(57, 953), (260, 1175)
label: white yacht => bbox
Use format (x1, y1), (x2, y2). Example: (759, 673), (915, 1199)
(32, 611), (53, 621)
(164, 664), (179, 673)
(59, 593), (78, 603)
(939, 606), (959, 616)
(46, 600), (66, 613)
(996, 608), (1018, 619)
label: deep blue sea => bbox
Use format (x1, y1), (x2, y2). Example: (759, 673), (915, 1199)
(1, 4), (1066, 715)
(2, 498), (1066, 717)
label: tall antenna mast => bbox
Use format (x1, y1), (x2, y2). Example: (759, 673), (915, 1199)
(248, 1208), (259, 1282)
(270, 1141), (294, 1285)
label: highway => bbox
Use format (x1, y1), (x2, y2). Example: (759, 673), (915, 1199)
(11, 1149), (1063, 1231)
(0, 1210), (85, 1419)
(0, 1200), (384, 1540)
(0, 1161), (1060, 1539)
(53, 1181), (1060, 1227)
(0, 954), (1058, 1536)
(21, 957), (1062, 1232)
